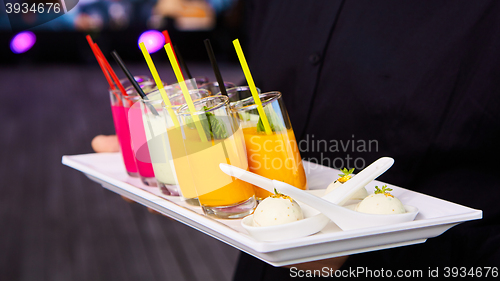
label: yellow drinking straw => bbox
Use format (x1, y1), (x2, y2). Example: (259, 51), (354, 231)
(164, 43), (208, 142)
(232, 39), (272, 135)
(139, 42), (180, 128)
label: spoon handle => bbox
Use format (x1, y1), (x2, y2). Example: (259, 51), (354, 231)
(272, 180), (327, 205)
(272, 180), (346, 216)
(219, 163), (274, 193)
(323, 157), (394, 205)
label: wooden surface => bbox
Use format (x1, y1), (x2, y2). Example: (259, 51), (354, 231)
(0, 63), (245, 281)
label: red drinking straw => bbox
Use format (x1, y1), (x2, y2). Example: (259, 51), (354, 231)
(93, 43), (128, 97)
(162, 30), (184, 80)
(86, 35), (123, 106)
(162, 30), (173, 46)
(84, 35), (128, 98)
(85, 35), (115, 91)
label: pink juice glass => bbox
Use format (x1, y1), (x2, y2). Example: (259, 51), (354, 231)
(109, 76), (151, 177)
(110, 93), (138, 177)
(124, 81), (157, 186)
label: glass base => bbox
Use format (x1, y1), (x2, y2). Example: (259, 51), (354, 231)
(202, 196), (256, 219)
(141, 176), (158, 187)
(182, 197), (200, 206)
(159, 182), (180, 196)
(127, 171), (139, 177)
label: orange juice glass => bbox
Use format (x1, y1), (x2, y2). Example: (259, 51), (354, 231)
(231, 91), (307, 200)
(175, 95), (256, 218)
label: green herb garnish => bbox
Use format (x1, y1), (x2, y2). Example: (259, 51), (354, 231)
(238, 112), (251, 121)
(256, 116), (276, 133)
(270, 188), (293, 202)
(256, 106), (284, 133)
(184, 106), (227, 139)
(374, 185), (393, 195)
(337, 167), (354, 183)
(338, 167), (354, 178)
(202, 106), (227, 140)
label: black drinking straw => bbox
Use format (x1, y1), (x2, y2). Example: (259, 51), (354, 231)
(111, 50), (158, 146)
(174, 45), (192, 80)
(204, 39), (228, 96)
(110, 50), (159, 116)
(111, 50), (146, 99)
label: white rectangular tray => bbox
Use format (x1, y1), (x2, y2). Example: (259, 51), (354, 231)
(62, 153), (482, 266)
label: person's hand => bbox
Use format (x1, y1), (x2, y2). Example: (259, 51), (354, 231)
(91, 134), (163, 214)
(91, 135), (120, 153)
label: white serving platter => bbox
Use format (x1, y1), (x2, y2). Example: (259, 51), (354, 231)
(62, 152), (482, 266)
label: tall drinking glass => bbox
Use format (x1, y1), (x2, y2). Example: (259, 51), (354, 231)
(141, 84), (209, 198)
(174, 95), (256, 218)
(231, 92), (307, 200)
(162, 88), (211, 204)
(123, 80), (158, 186)
(108, 75), (152, 177)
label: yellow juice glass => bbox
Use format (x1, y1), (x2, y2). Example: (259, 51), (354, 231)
(175, 95), (256, 218)
(139, 81), (201, 197)
(162, 88), (211, 205)
(231, 91), (307, 200)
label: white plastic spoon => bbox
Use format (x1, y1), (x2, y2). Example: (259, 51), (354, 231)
(220, 157), (393, 204)
(220, 158), (418, 231)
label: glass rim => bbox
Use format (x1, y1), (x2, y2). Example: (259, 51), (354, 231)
(231, 91), (282, 112)
(109, 75), (152, 91)
(158, 88), (212, 110)
(123, 94), (142, 102)
(124, 80), (157, 96)
(218, 85), (259, 95)
(176, 95), (229, 116)
(194, 76), (210, 83)
(141, 84), (181, 104)
(169, 88), (210, 100)
(200, 81), (236, 88)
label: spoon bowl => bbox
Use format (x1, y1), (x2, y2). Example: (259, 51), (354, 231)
(241, 202), (330, 241)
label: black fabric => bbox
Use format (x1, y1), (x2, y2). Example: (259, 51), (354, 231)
(234, 0), (500, 279)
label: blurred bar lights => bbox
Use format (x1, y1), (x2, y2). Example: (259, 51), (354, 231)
(10, 31), (36, 54)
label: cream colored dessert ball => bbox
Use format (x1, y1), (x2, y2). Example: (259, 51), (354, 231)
(253, 197), (304, 227)
(355, 193), (406, 214)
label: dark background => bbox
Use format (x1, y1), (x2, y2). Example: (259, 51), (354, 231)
(1, 1), (247, 280)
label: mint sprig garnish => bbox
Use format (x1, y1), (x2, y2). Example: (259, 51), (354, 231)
(202, 106), (227, 140)
(256, 107), (283, 133)
(184, 106), (227, 139)
(257, 116), (276, 133)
